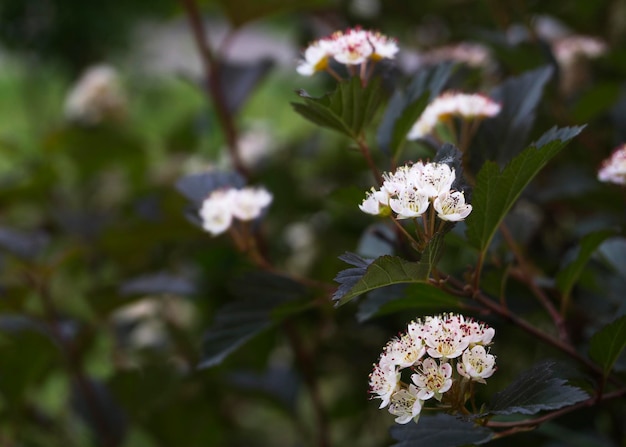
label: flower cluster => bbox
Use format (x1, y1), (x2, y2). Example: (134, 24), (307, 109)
(64, 64), (128, 125)
(369, 314), (496, 424)
(598, 144), (626, 186)
(296, 27), (398, 77)
(199, 186), (273, 236)
(359, 162), (472, 222)
(407, 91), (501, 140)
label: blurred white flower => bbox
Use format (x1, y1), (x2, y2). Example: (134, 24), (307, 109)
(64, 64), (127, 125)
(407, 91), (501, 140)
(199, 185), (273, 236)
(296, 27), (398, 76)
(598, 144), (626, 185)
(552, 35), (606, 66)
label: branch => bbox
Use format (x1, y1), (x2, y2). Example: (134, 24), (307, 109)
(178, 0), (249, 178)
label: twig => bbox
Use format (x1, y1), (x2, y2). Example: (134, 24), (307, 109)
(178, 0), (249, 178)
(499, 223), (571, 344)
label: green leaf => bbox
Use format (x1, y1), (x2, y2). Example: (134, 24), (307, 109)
(333, 254), (432, 306)
(556, 229), (616, 298)
(199, 272), (309, 368)
(357, 283), (460, 322)
(292, 76), (385, 140)
(471, 66), (553, 167)
(390, 413), (493, 447)
(465, 126), (584, 253)
(588, 315), (626, 376)
(488, 361), (589, 415)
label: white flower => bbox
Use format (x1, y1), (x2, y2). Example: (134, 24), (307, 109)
(389, 190), (430, 219)
(433, 190), (472, 221)
(199, 189), (236, 236)
(418, 42), (492, 69)
(457, 345), (496, 384)
(368, 31), (399, 61)
(552, 35), (607, 66)
(598, 144), (626, 185)
(330, 28), (373, 65)
(359, 187), (389, 215)
(369, 362), (400, 409)
(418, 163), (456, 198)
(423, 320), (469, 359)
(231, 187), (273, 221)
(64, 64), (127, 125)
(407, 92), (501, 140)
(381, 332), (426, 369)
(411, 358), (453, 401)
(296, 40), (334, 76)
(388, 386), (422, 424)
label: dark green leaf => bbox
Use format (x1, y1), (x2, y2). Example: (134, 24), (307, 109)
(119, 272), (197, 296)
(488, 361), (589, 415)
(71, 378), (128, 447)
(292, 76), (385, 139)
(571, 82), (621, 123)
(390, 413), (493, 447)
(556, 229), (616, 298)
(357, 283), (460, 322)
(471, 66), (553, 168)
(333, 255), (432, 306)
(466, 126), (584, 253)
(588, 315), (626, 376)
(377, 62), (455, 157)
(598, 237), (626, 279)
(218, 59), (274, 114)
(199, 272), (309, 368)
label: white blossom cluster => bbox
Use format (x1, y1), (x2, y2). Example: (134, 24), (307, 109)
(296, 27), (398, 76)
(598, 144), (626, 186)
(407, 91), (501, 140)
(552, 35), (607, 66)
(359, 161), (472, 222)
(64, 64), (128, 125)
(199, 186), (273, 236)
(369, 314), (496, 424)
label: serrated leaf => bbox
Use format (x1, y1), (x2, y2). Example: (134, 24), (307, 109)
(292, 76), (385, 139)
(556, 229), (616, 298)
(472, 66), (553, 168)
(377, 62), (455, 158)
(488, 361), (589, 415)
(466, 126), (584, 253)
(333, 255), (432, 306)
(357, 283), (460, 322)
(390, 413), (493, 447)
(199, 272), (308, 368)
(588, 315), (626, 376)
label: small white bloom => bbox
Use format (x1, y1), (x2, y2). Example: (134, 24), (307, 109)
(457, 345), (496, 384)
(389, 190), (430, 219)
(552, 35), (607, 66)
(382, 332), (426, 369)
(423, 321), (469, 359)
(64, 64), (127, 125)
(199, 189), (236, 236)
(359, 187), (388, 215)
(388, 386), (422, 424)
(411, 358), (453, 401)
(407, 92), (501, 141)
(296, 40), (333, 76)
(369, 362), (400, 409)
(418, 163), (456, 198)
(598, 144), (626, 186)
(433, 190), (472, 222)
(231, 187), (273, 221)
(331, 28), (374, 65)
(367, 31), (399, 61)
